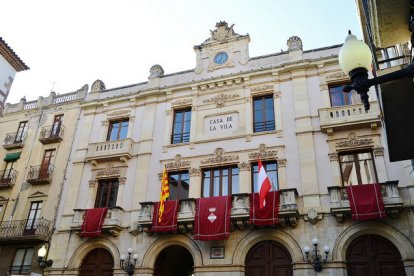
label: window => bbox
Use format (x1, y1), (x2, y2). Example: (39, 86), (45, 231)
(169, 171), (189, 200)
(10, 248), (34, 275)
(1, 161), (15, 182)
(107, 119), (128, 141)
(24, 201), (42, 235)
(39, 149), (55, 178)
(95, 179), (119, 208)
(171, 109), (191, 144)
(329, 83), (361, 107)
(15, 121), (28, 142)
(51, 114), (63, 137)
(202, 167), (239, 197)
(339, 151), (378, 186)
(251, 161), (279, 192)
(253, 95), (275, 132)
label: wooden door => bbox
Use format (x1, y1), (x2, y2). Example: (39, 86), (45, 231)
(154, 245), (194, 276)
(80, 248), (114, 276)
(347, 235), (406, 276)
(245, 240), (293, 276)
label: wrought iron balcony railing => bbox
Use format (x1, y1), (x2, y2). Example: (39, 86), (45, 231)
(0, 169), (17, 188)
(138, 189), (299, 233)
(0, 218), (51, 242)
(3, 132), (27, 150)
(39, 124), (64, 144)
(26, 165), (55, 185)
(328, 181), (403, 222)
(171, 132), (190, 144)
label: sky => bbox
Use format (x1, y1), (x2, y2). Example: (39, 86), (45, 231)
(1, 0), (362, 103)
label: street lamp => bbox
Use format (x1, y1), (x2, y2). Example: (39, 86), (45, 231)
(339, 30), (414, 111)
(303, 238), (330, 272)
(120, 248), (138, 276)
(37, 245), (53, 273)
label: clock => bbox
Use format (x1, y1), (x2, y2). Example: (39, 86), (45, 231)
(214, 52), (228, 64)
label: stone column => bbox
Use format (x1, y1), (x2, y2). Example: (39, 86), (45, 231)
(238, 162), (251, 193)
(189, 168), (202, 198)
(115, 177), (126, 207)
(373, 147), (388, 182)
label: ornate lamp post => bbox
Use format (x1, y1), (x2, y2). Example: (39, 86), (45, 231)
(303, 238), (330, 272)
(37, 245), (53, 274)
(339, 30), (414, 112)
(120, 248), (138, 276)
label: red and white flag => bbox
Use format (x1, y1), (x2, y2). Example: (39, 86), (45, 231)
(258, 159), (272, 209)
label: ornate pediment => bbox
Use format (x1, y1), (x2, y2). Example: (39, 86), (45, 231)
(28, 191), (47, 198)
(96, 164), (121, 178)
(203, 93), (239, 108)
(248, 144), (277, 160)
(335, 132), (374, 148)
(165, 155), (191, 170)
(201, 148), (238, 165)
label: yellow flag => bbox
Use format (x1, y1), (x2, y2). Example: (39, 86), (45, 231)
(158, 167), (170, 222)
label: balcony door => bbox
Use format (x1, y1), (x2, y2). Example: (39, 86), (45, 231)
(51, 114), (63, 137)
(39, 149), (55, 179)
(15, 121), (28, 142)
(24, 201), (42, 235)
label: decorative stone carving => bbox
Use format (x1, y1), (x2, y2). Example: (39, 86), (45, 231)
(248, 144), (277, 160)
(89, 180), (97, 187)
(107, 109), (130, 118)
(303, 208), (323, 224)
(205, 21), (239, 43)
(274, 91), (281, 98)
(373, 147), (385, 156)
(329, 153), (339, 161)
(201, 148), (238, 165)
(326, 71), (348, 81)
(203, 93), (239, 108)
(319, 83), (328, 91)
(238, 162), (251, 171)
(165, 155), (191, 169)
(149, 64), (164, 79)
(172, 98), (192, 107)
(119, 177), (126, 185)
(277, 159), (286, 167)
(91, 79), (106, 93)
(250, 85), (273, 93)
(335, 132), (374, 148)
(189, 168), (201, 177)
(287, 36), (303, 51)
(96, 164), (121, 178)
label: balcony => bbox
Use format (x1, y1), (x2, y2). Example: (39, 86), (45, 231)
(85, 138), (134, 164)
(0, 218), (51, 243)
(3, 132), (27, 150)
(71, 206), (124, 236)
(138, 189), (299, 233)
(318, 102), (381, 133)
(39, 124), (64, 144)
(26, 165), (55, 185)
(0, 169), (17, 188)
(328, 181), (403, 222)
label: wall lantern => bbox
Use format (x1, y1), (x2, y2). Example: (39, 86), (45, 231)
(303, 238), (330, 272)
(120, 248), (138, 276)
(37, 245), (53, 273)
(339, 30), (414, 111)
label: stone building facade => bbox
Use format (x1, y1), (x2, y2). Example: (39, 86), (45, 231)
(2, 21), (414, 275)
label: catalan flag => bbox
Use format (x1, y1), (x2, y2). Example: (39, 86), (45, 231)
(158, 167), (170, 222)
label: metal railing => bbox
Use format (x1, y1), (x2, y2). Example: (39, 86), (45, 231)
(39, 124), (64, 143)
(171, 132), (190, 144)
(253, 120), (275, 133)
(0, 218), (51, 240)
(0, 169), (17, 188)
(27, 165), (55, 184)
(3, 132), (27, 148)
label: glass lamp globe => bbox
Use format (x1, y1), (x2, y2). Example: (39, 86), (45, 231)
(133, 254), (139, 261)
(339, 31), (372, 75)
(127, 248), (133, 254)
(304, 246), (311, 254)
(120, 255), (126, 261)
(312, 238), (319, 246)
(323, 245), (330, 254)
(38, 245), (47, 258)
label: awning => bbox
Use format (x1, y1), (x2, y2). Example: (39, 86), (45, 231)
(4, 152), (21, 162)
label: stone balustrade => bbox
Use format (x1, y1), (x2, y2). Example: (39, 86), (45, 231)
(71, 207), (124, 236)
(85, 138), (134, 163)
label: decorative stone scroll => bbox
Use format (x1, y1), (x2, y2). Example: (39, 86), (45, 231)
(201, 148), (238, 165)
(165, 155), (191, 170)
(373, 147), (385, 157)
(248, 144), (277, 160)
(189, 168), (201, 177)
(238, 162), (251, 171)
(203, 93), (239, 108)
(96, 164), (121, 178)
(172, 98), (192, 107)
(335, 132), (374, 148)
(250, 85), (274, 93)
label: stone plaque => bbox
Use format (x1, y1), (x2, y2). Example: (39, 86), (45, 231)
(204, 113), (238, 136)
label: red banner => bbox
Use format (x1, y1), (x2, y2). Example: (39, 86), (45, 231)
(194, 196), (232, 241)
(152, 200), (179, 232)
(250, 191), (280, 226)
(346, 183), (386, 220)
(80, 208), (108, 237)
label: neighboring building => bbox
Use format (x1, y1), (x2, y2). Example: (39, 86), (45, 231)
(0, 38), (29, 113)
(43, 22), (414, 276)
(0, 87), (87, 275)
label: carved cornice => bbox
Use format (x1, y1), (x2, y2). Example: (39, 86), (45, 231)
(96, 164), (121, 178)
(171, 98), (192, 107)
(248, 144), (277, 160)
(203, 93), (239, 108)
(189, 168), (201, 177)
(250, 84), (274, 93)
(238, 162), (251, 171)
(201, 148), (239, 165)
(165, 154), (191, 170)
(335, 132), (374, 148)
(326, 71), (348, 81)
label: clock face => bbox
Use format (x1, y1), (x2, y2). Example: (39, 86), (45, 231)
(214, 52), (228, 64)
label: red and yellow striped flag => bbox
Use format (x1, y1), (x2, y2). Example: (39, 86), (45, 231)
(158, 167), (170, 222)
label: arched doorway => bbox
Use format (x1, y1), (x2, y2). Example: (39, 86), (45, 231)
(245, 240), (293, 276)
(154, 245), (194, 276)
(79, 248), (114, 276)
(346, 234), (406, 276)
